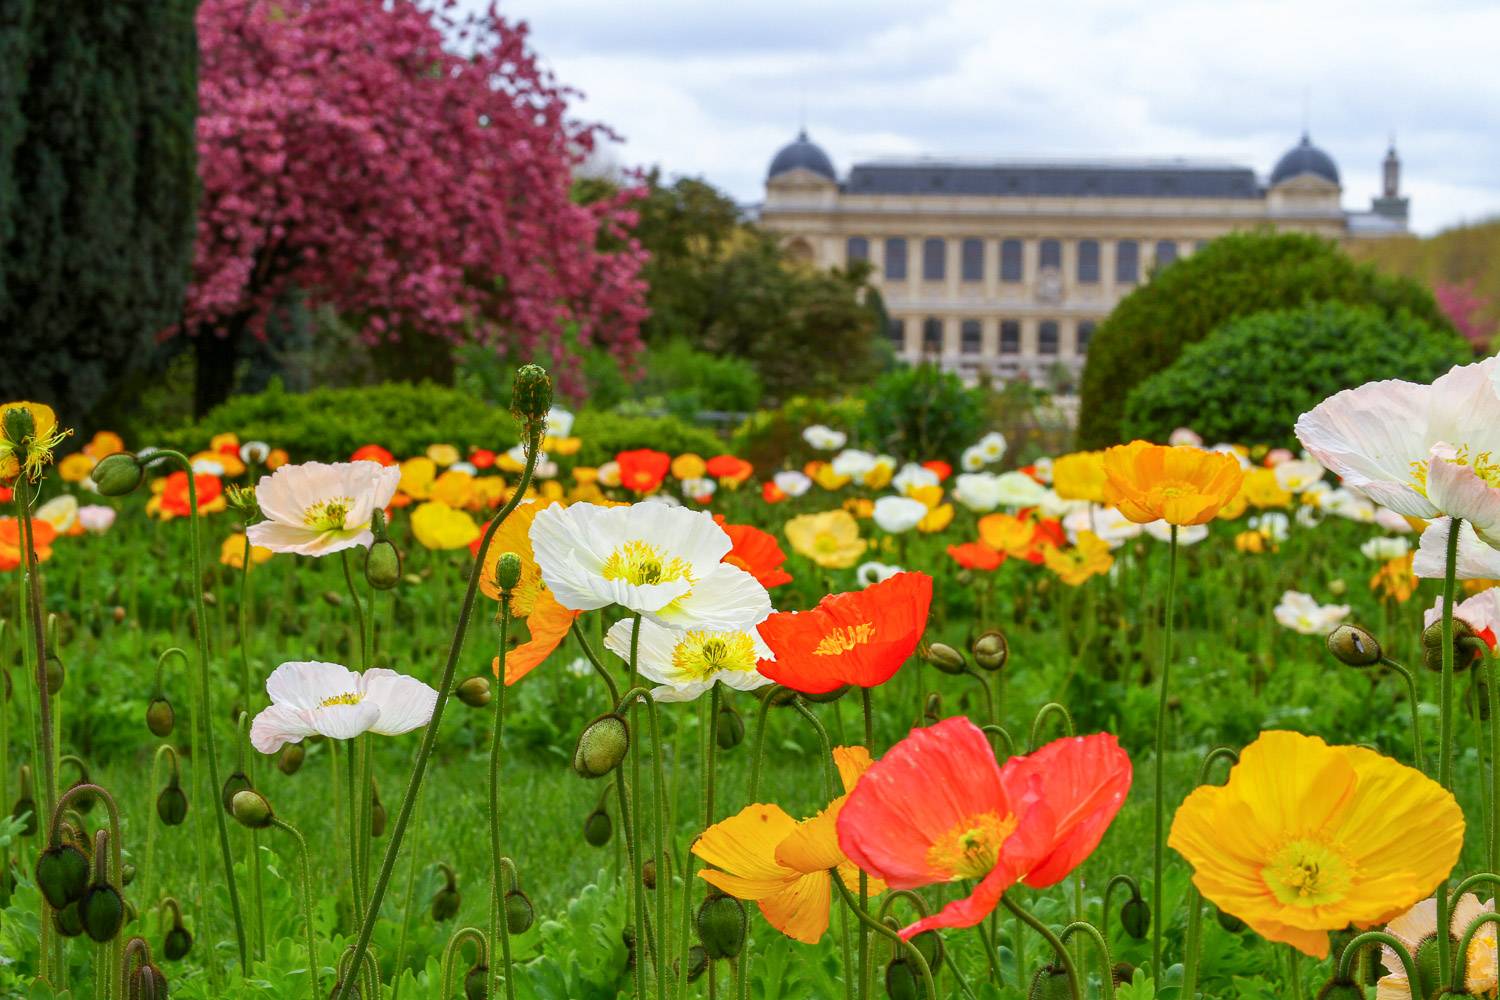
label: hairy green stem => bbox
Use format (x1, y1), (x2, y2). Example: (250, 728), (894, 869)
(1150, 524), (1179, 978)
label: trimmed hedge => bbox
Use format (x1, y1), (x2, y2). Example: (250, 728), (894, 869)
(1121, 302), (1469, 448)
(1077, 231), (1456, 448)
(730, 396), (867, 472)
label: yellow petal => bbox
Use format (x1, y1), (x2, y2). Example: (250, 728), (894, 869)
(693, 804), (799, 884)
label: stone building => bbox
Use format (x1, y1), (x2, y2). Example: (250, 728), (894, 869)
(760, 131), (1410, 385)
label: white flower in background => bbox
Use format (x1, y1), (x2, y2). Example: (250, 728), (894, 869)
(1249, 512), (1290, 543)
(856, 561), (903, 587)
(682, 477), (717, 500)
(248, 460), (401, 557)
(1063, 506), (1142, 549)
(1295, 504), (1322, 528)
(893, 462), (940, 495)
(1323, 488), (1376, 523)
(960, 446), (987, 472)
(530, 502), (770, 631)
(1378, 894), (1497, 999)
(250, 661), (437, 754)
(507, 443), (548, 469)
(1036, 489), (1086, 520)
(598, 461), (622, 488)
(1144, 520), (1209, 545)
(1301, 480), (1332, 508)
(1360, 536), (1411, 562)
(191, 457), (225, 476)
(830, 449), (877, 479)
(952, 473), (1002, 513)
(803, 425), (848, 451)
(1031, 456), (1054, 484)
(1425, 590), (1500, 639)
(1374, 506), (1416, 534)
(992, 471), (1048, 508)
(1170, 427), (1203, 447)
(1273, 459), (1324, 493)
(773, 470), (812, 498)
(449, 461), (478, 477)
(1209, 444), (1251, 468)
(1414, 518), (1500, 580)
(563, 656), (593, 679)
(604, 618), (772, 703)
(35, 494), (78, 533)
(546, 406), (575, 438)
(240, 440), (271, 464)
(77, 504), (116, 534)
(637, 492), (682, 507)
(1273, 591), (1350, 635)
(872, 495), (928, 534)
(976, 432), (1007, 463)
(1263, 448), (1294, 467)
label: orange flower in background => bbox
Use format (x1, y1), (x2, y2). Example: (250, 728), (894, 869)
(210, 432), (240, 456)
(707, 454), (754, 485)
(837, 718), (1132, 938)
(83, 431), (124, 459)
(695, 746), (882, 944)
(922, 460), (952, 482)
(978, 512), (1060, 564)
(948, 541), (1004, 571)
(58, 453), (96, 483)
(1043, 531), (1114, 586)
(758, 571), (933, 694)
(474, 501), (580, 685)
(470, 448), (497, 470)
(155, 472), (225, 519)
(266, 448), (288, 470)
(843, 497), (874, 520)
(762, 481), (787, 504)
(672, 453), (707, 480)
(1102, 441), (1245, 526)
(617, 449), (671, 493)
(720, 521), (794, 588)
(1371, 553), (1418, 604)
(0, 517), (56, 571)
(351, 444), (396, 466)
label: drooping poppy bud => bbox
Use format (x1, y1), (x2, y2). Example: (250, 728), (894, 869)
(696, 893), (747, 960)
(54, 900), (85, 937)
(80, 882), (126, 942)
(972, 631), (1008, 672)
(45, 652), (65, 695)
(802, 684), (849, 704)
(220, 772), (253, 814)
(1326, 624), (1382, 668)
(1028, 964), (1072, 1000)
(884, 958), (922, 1000)
(146, 697), (175, 738)
(924, 642), (966, 676)
(91, 452), (145, 496)
(156, 783), (188, 827)
(682, 944), (708, 983)
(910, 930), (944, 973)
(573, 714), (629, 779)
(715, 703), (744, 750)
(583, 807), (613, 847)
(129, 962), (169, 1000)
(431, 865), (461, 922)
(504, 889), (535, 935)
(456, 676), (492, 708)
(35, 843), (90, 909)
(464, 963), (489, 1000)
(1120, 896), (1151, 939)
(276, 743), (305, 776)
(229, 790), (274, 830)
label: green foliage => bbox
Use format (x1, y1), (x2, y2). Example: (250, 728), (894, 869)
(637, 338), (763, 416)
(859, 364), (985, 464)
(730, 395), (867, 471)
(571, 411), (723, 466)
(0, 0), (199, 426)
(1122, 302), (1469, 448)
(1078, 230), (1457, 448)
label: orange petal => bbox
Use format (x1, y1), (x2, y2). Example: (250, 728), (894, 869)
(834, 746), (873, 793)
(756, 872), (833, 945)
(495, 590), (578, 686)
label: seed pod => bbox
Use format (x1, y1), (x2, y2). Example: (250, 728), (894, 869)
(715, 703), (744, 750)
(146, 697), (175, 738)
(431, 864), (461, 922)
(276, 743), (305, 776)
(220, 772), (253, 814)
(505, 889), (535, 935)
(641, 858), (657, 890)
(80, 883), (126, 942)
(924, 642), (966, 676)
(45, 653), (65, 695)
(1120, 896), (1151, 939)
(510, 364), (554, 441)
(54, 900), (85, 937)
(1422, 617), (1484, 673)
(322, 591), (344, 608)
(923, 692), (942, 725)
(884, 957), (924, 1000)
(1028, 964), (1072, 1000)
(229, 790), (274, 830)
(35, 844), (90, 909)
(464, 963), (489, 1000)
(683, 944), (708, 983)
(157, 785), (189, 827)
(1326, 624), (1382, 668)
(573, 714), (629, 779)
(583, 807), (613, 847)
(972, 631), (1008, 672)
(365, 537), (402, 591)
(696, 893), (747, 960)
(495, 552), (523, 593)
(456, 676), (492, 708)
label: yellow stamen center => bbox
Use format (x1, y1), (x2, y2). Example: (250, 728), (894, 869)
(927, 812), (1017, 880)
(814, 531), (842, 554)
(304, 497), (354, 531)
(671, 630), (759, 681)
(1263, 838), (1354, 907)
(318, 691), (363, 708)
(601, 539), (692, 587)
(814, 622), (876, 656)
(1413, 445), (1500, 496)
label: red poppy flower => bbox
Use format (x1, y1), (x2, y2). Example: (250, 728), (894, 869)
(922, 460), (952, 482)
(947, 541), (1004, 571)
(160, 472), (223, 517)
(721, 522), (793, 588)
(706, 454), (754, 484)
(617, 449), (671, 493)
(757, 572), (933, 694)
(762, 481), (787, 504)
(0, 486), (12, 504)
(351, 444), (396, 467)
(470, 448), (497, 470)
(837, 717), (1131, 938)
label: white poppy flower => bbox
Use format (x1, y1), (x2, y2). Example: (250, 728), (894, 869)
(77, 504), (116, 534)
(529, 502), (770, 631)
(977, 432), (1007, 463)
(1273, 591), (1350, 635)
(1263, 448), (1294, 467)
(856, 561), (903, 587)
(802, 425), (847, 451)
(1063, 506), (1142, 548)
(991, 471), (1048, 508)
(1373, 506), (1415, 534)
(960, 446), (987, 472)
(831, 449), (877, 479)
(547, 406), (575, 438)
(1425, 591), (1500, 639)
(598, 461), (621, 487)
(192, 458), (225, 476)
(448, 461), (478, 477)
(1144, 520), (1208, 545)
(893, 462), (939, 495)
(1360, 536), (1411, 561)
(952, 473), (1001, 513)
(248, 460), (401, 557)
(1031, 456), (1054, 484)
(1249, 512), (1290, 543)
(1379, 894), (1497, 998)
(249, 661), (437, 754)
(604, 618), (772, 703)
(36, 494), (78, 533)
(872, 495), (928, 534)
(1169, 427), (1203, 447)
(1414, 518), (1500, 580)
(1036, 489), (1086, 520)
(240, 441), (271, 464)
(1323, 488), (1376, 523)
(1273, 459), (1324, 493)
(773, 470), (812, 497)
(682, 477), (717, 499)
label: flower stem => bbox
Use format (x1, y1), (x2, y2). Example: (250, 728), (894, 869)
(1002, 894), (1082, 1000)
(489, 602), (517, 1000)
(1437, 516), (1461, 988)
(831, 876), (936, 1000)
(1060, 921), (1115, 1000)
(272, 817), (321, 1000)
(1378, 656), (1424, 770)
(1150, 524), (1179, 979)
(236, 535), (267, 962)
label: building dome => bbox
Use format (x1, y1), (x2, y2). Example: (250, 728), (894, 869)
(1269, 133), (1340, 187)
(768, 130), (836, 181)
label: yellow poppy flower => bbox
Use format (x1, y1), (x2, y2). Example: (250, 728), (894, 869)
(843, 497), (874, 520)
(429, 469), (475, 508)
(546, 436), (582, 456)
(908, 484), (944, 508)
(410, 501), (480, 549)
(1052, 451), (1109, 504)
(813, 463), (851, 491)
(398, 457), (437, 500)
(426, 443), (460, 467)
(863, 460), (895, 491)
(84, 431), (124, 458)
(1216, 489), (1249, 521)
(1169, 730), (1462, 959)
(1241, 467), (1292, 509)
(695, 747), (881, 945)
(918, 503), (954, 533)
(785, 510), (867, 569)
(672, 453), (707, 480)
(573, 467), (599, 486)
(0, 401), (71, 481)
(1043, 530), (1113, 585)
(220, 533), (273, 569)
(1234, 530), (1267, 554)
(1102, 441), (1245, 526)
(58, 453), (97, 483)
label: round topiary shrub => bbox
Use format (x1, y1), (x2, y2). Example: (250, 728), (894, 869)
(859, 364), (985, 464)
(1120, 301), (1469, 448)
(1078, 231), (1457, 448)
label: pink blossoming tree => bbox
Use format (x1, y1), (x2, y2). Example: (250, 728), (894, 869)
(181, 0), (648, 414)
(1433, 279), (1495, 354)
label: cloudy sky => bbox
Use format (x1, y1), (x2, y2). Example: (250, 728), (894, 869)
(478, 0), (1498, 235)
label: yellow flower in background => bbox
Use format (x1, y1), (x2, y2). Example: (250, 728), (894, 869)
(83, 431), (124, 458)
(540, 481), (565, 502)
(863, 458), (895, 490)
(1043, 530), (1114, 585)
(1216, 489), (1249, 521)
(0, 401), (71, 481)
(1235, 530), (1267, 554)
(785, 510), (867, 569)
(429, 469), (475, 508)
(194, 448), (245, 478)
(1169, 730), (1462, 959)
(1052, 451), (1109, 504)
(672, 453), (707, 480)
(919, 503), (954, 533)
(496, 451), (526, 474)
(426, 443), (460, 467)
(210, 432), (240, 455)
(545, 435), (582, 456)
(1241, 467), (1292, 509)
(843, 497), (874, 520)
(220, 532), (273, 569)
(574, 467), (599, 486)
(1371, 553), (1418, 604)
(472, 475), (509, 509)
(398, 457), (437, 500)
(908, 484), (944, 509)
(813, 462), (851, 491)
(1102, 441), (1245, 526)
(411, 501), (480, 550)
(58, 453), (97, 483)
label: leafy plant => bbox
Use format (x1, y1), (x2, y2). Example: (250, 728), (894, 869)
(859, 364), (985, 464)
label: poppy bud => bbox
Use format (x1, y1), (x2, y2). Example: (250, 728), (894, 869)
(45, 652), (65, 695)
(505, 889), (535, 934)
(884, 958), (923, 1000)
(229, 789), (274, 830)
(923, 692), (942, 725)
(1111, 962), (1136, 987)
(1215, 905), (1246, 933)
(464, 964), (489, 1000)
(276, 743), (305, 776)
(129, 963), (169, 1000)
(1120, 896), (1150, 939)
(35, 844), (90, 909)
(803, 685), (849, 704)
(1422, 617), (1485, 672)
(221, 771), (253, 814)
(1327, 577), (1348, 596)
(365, 538), (401, 591)
(924, 642), (966, 676)
(696, 893), (747, 960)
(573, 714), (630, 779)
(80, 882), (126, 942)
(156, 784), (188, 827)
(164, 923), (192, 961)
(54, 900), (85, 937)
(583, 807), (613, 847)
(972, 631), (1008, 672)
(431, 881), (461, 923)
(683, 944), (709, 983)
(146, 697), (175, 738)
(1028, 964), (1071, 1000)
(457, 676), (492, 708)
(495, 552), (523, 593)
(911, 929), (944, 970)
(92, 452), (145, 496)
(715, 703), (744, 750)
(120, 863), (135, 887)
(641, 858), (657, 890)
(322, 591), (344, 608)
(1326, 624), (1382, 668)
(113, 606), (126, 623)
(510, 364), (554, 442)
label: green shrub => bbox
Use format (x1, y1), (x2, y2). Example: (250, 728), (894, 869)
(859, 365), (984, 464)
(730, 396), (867, 471)
(638, 338), (763, 417)
(1078, 230), (1457, 448)
(571, 412), (724, 466)
(1122, 302), (1469, 448)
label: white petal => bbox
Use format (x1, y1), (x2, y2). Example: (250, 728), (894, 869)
(1426, 445), (1500, 538)
(250, 704), (317, 754)
(309, 702), (381, 741)
(1294, 378), (1439, 518)
(247, 520), (371, 556)
(360, 668), (438, 736)
(1415, 518), (1500, 580)
(651, 565), (772, 632)
(265, 660), (361, 711)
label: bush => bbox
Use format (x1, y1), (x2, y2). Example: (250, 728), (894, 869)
(571, 412), (724, 466)
(1078, 231), (1457, 448)
(1121, 302), (1470, 448)
(730, 396), (867, 471)
(859, 365), (985, 464)
(638, 338), (763, 417)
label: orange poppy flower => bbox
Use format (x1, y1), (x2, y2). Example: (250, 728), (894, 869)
(706, 454), (754, 485)
(351, 444), (396, 466)
(617, 449), (671, 493)
(719, 521), (793, 588)
(757, 572), (932, 694)
(473, 501), (580, 685)
(947, 541), (1004, 571)
(1102, 441), (1245, 526)
(159, 472), (224, 518)
(922, 460), (952, 482)
(978, 513), (1059, 565)
(837, 717), (1131, 938)
(470, 448), (497, 470)
(762, 481), (787, 504)
(0, 517), (56, 571)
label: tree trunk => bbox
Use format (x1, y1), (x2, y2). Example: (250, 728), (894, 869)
(193, 320), (243, 418)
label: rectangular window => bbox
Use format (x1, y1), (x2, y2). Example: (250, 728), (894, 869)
(1155, 240), (1178, 267)
(1116, 240), (1139, 283)
(1039, 239), (1061, 270)
(846, 236), (870, 262)
(922, 317), (944, 353)
(1000, 320), (1021, 354)
(922, 238), (946, 281)
(1076, 320), (1096, 355)
(885, 238), (907, 280)
(1039, 320), (1059, 355)
(1077, 240), (1100, 284)
(961, 239), (984, 282)
(1000, 239), (1023, 282)
(886, 318), (906, 349)
(961, 319), (982, 354)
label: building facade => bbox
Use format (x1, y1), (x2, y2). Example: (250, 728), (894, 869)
(760, 132), (1410, 386)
